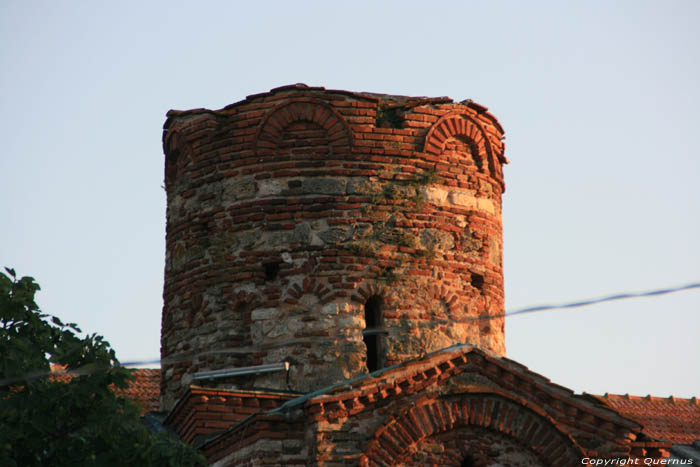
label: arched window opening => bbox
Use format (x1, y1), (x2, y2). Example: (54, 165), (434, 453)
(363, 295), (383, 373)
(460, 454), (476, 467)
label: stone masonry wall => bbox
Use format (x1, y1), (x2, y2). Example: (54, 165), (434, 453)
(160, 84), (507, 411)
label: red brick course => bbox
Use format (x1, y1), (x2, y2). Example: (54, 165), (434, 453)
(154, 85), (697, 465)
(164, 386), (297, 445)
(160, 84), (508, 411)
(186, 345), (657, 465)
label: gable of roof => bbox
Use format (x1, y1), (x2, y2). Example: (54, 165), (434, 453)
(199, 345), (653, 465)
(125, 351), (699, 464)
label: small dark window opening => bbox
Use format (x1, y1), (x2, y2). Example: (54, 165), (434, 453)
(375, 106), (404, 129)
(472, 273), (484, 290)
(460, 454), (476, 467)
(363, 295), (382, 372)
(263, 262), (280, 281)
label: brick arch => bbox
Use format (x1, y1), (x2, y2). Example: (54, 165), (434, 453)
(423, 112), (495, 176)
(163, 129), (190, 190)
(283, 275), (330, 305)
(419, 283), (464, 316)
(360, 394), (585, 466)
(350, 281), (402, 371)
(231, 289), (262, 310)
(254, 99), (352, 156)
(350, 281), (401, 308)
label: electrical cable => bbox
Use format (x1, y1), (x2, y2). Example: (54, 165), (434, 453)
(2, 281), (698, 385)
(91, 281), (700, 367)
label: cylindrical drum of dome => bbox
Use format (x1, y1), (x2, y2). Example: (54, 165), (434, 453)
(160, 85), (508, 410)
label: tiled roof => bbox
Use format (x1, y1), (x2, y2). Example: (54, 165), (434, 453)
(116, 368), (160, 416)
(590, 393), (700, 445)
(201, 345), (641, 463)
(49, 365), (160, 416)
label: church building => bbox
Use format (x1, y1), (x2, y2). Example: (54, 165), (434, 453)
(133, 84), (700, 466)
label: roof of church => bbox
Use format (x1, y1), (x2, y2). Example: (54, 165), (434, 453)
(50, 365), (159, 416)
(116, 362), (700, 449)
(589, 393), (700, 445)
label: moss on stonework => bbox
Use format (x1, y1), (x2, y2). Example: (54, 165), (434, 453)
(366, 168), (440, 212)
(417, 244), (437, 259)
(349, 240), (376, 256)
(397, 232), (419, 248)
(379, 267), (402, 284)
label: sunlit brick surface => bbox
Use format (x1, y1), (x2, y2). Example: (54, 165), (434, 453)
(160, 85), (508, 411)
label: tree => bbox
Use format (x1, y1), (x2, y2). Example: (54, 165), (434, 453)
(0, 268), (205, 466)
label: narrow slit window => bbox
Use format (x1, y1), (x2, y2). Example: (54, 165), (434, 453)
(363, 295), (382, 372)
(263, 262), (280, 281)
(472, 273), (484, 290)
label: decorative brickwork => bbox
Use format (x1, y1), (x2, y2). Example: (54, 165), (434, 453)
(254, 99), (352, 157)
(164, 387), (297, 445)
(363, 393), (584, 466)
(423, 112), (498, 182)
(157, 85), (695, 466)
(160, 85), (508, 411)
(189, 346), (647, 466)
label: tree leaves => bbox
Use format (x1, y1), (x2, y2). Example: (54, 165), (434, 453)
(0, 269), (204, 466)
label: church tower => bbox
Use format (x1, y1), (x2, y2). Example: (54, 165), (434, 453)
(160, 84), (507, 411)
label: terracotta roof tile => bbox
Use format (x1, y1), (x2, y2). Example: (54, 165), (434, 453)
(592, 393), (700, 445)
(49, 365), (160, 416)
(115, 369), (160, 416)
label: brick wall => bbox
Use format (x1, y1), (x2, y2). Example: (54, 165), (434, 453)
(194, 346), (647, 466)
(160, 85), (508, 411)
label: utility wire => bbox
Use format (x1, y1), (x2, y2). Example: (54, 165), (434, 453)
(121, 281), (700, 367)
(2, 281), (698, 384)
(498, 281), (700, 318)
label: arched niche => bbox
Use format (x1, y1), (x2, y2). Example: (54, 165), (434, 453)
(423, 112), (496, 177)
(361, 393), (584, 466)
(254, 99), (352, 156)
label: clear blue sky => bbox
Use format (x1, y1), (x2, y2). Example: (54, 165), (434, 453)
(2, 1), (698, 398)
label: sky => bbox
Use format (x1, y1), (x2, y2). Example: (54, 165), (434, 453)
(1, 1), (698, 398)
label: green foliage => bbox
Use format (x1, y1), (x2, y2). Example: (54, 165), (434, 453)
(379, 266), (403, 284)
(0, 268), (205, 467)
(415, 169), (440, 186)
(397, 232), (419, 249)
(375, 105), (404, 129)
(409, 169), (441, 209)
(349, 240), (376, 256)
(417, 243), (437, 260)
(382, 183), (399, 201)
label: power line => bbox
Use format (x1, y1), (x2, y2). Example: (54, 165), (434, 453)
(503, 281), (700, 318)
(121, 281), (700, 367)
(2, 281), (698, 384)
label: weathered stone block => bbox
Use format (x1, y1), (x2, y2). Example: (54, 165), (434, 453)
(302, 178), (347, 195)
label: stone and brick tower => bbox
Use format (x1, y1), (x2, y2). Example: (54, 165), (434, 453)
(160, 84), (508, 411)
(158, 87), (680, 466)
